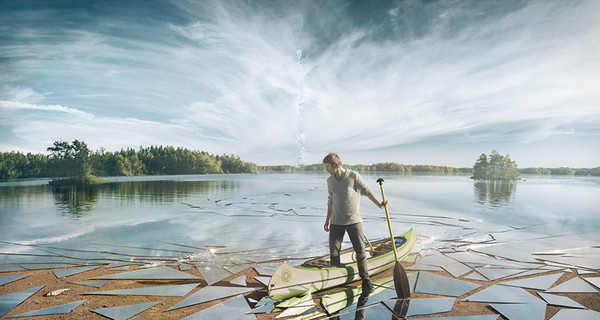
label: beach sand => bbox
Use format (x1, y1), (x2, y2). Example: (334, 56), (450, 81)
(1, 260), (598, 319)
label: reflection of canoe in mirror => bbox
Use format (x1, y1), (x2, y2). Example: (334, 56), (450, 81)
(268, 228), (416, 301)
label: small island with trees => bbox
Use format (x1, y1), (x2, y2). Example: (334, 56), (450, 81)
(471, 150), (520, 180)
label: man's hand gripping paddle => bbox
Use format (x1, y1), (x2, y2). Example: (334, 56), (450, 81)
(377, 178), (410, 299)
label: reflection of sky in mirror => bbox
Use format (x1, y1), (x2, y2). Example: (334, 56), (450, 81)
(1, 173), (599, 267)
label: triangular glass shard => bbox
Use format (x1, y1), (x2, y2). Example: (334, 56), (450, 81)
(490, 302), (546, 320)
(230, 275), (247, 286)
(537, 292), (586, 309)
(254, 276), (270, 286)
(503, 268), (563, 280)
(403, 297), (455, 317)
(549, 309), (600, 320)
(546, 277), (598, 293)
(68, 281), (108, 288)
(499, 273), (562, 290)
(410, 263), (444, 272)
(181, 295), (256, 320)
(462, 285), (541, 304)
(82, 283), (197, 297)
(473, 267), (527, 280)
(583, 277), (600, 289)
(337, 303), (397, 320)
(91, 266), (199, 280)
(462, 271), (487, 281)
(253, 262), (281, 276)
(20, 264), (77, 270)
(0, 285), (45, 317)
(7, 299), (85, 318)
(53, 266), (100, 278)
(406, 315), (499, 320)
(91, 301), (162, 320)
(166, 285), (256, 311)
(415, 272), (480, 297)
(0, 275), (30, 286)
(196, 263), (232, 285)
(442, 261), (473, 278)
(276, 292), (314, 318)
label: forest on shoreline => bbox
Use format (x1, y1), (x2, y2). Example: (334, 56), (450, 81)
(2, 143), (598, 180)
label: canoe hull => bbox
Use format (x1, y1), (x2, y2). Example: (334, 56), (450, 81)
(267, 228), (416, 300)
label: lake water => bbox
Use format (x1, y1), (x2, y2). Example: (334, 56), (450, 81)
(1, 172), (599, 272)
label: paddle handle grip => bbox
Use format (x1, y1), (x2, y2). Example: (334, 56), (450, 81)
(377, 178), (399, 262)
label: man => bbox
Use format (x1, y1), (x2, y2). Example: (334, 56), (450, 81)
(323, 152), (388, 293)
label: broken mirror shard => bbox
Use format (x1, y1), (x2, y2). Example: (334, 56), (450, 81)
(334, 303), (398, 320)
(196, 262), (232, 285)
(537, 292), (586, 309)
(546, 277), (598, 293)
(68, 281), (107, 288)
(407, 315), (499, 320)
(583, 277), (600, 289)
(462, 271), (487, 281)
(462, 284), (542, 304)
(230, 275), (247, 286)
(549, 309), (600, 320)
(472, 267), (528, 281)
(498, 273), (563, 290)
(81, 283), (198, 297)
(91, 266), (199, 280)
(52, 266), (100, 278)
(398, 297), (455, 317)
(0, 275), (30, 286)
(490, 302), (547, 320)
(166, 285), (257, 311)
(414, 272), (480, 297)
(254, 276), (270, 286)
(91, 301), (162, 320)
(0, 285), (45, 317)
(276, 292), (315, 318)
(181, 295), (256, 320)
(7, 299), (86, 318)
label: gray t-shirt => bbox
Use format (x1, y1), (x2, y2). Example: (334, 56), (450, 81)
(327, 169), (373, 225)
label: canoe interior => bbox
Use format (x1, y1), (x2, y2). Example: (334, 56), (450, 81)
(302, 236), (408, 268)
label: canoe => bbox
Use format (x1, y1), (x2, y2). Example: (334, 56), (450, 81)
(267, 227), (416, 300)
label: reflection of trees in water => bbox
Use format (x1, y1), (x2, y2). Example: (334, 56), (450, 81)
(100, 180), (240, 204)
(52, 186), (98, 216)
(474, 180), (516, 208)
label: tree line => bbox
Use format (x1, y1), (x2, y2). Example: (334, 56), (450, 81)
(0, 141), (258, 180)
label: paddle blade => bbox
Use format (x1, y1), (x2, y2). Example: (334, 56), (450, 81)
(393, 262), (410, 299)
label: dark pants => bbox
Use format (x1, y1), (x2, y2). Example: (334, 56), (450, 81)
(329, 223), (370, 282)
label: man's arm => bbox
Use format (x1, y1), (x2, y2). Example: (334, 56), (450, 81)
(324, 204), (332, 232)
(367, 192), (388, 209)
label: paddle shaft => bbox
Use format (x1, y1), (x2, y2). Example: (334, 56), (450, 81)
(378, 179), (399, 262)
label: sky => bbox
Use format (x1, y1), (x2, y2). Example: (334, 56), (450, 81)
(1, 0), (599, 168)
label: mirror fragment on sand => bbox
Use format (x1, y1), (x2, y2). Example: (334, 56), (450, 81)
(549, 309), (600, 320)
(415, 272), (480, 297)
(196, 262), (232, 285)
(68, 281), (107, 288)
(0, 275), (30, 286)
(498, 273), (562, 290)
(0, 285), (45, 317)
(546, 277), (598, 293)
(462, 271), (487, 281)
(91, 266), (199, 280)
(254, 276), (270, 286)
(180, 295), (256, 320)
(53, 266), (100, 278)
(490, 302), (546, 320)
(582, 277), (600, 289)
(462, 284), (541, 304)
(166, 285), (256, 311)
(91, 301), (162, 320)
(537, 292), (586, 309)
(81, 283), (198, 297)
(472, 267), (527, 280)
(335, 303), (396, 320)
(401, 297), (455, 317)
(20, 264), (78, 270)
(406, 315), (499, 320)
(7, 299), (86, 318)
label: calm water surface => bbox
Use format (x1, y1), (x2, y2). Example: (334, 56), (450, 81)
(1, 173), (599, 267)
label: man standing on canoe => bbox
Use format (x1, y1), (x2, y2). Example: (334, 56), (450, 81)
(323, 152), (388, 293)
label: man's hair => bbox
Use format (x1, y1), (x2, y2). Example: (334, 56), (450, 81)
(323, 152), (342, 168)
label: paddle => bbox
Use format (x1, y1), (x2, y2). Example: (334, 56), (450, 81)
(377, 178), (410, 299)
